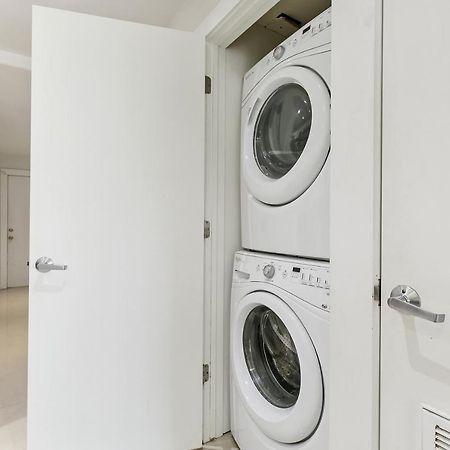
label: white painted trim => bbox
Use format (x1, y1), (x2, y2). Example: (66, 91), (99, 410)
(329, 1), (382, 450)
(201, 0), (283, 439)
(198, 0), (278, 46)
(203, 41), (221, 442)
(0, 50), (31, 71)
(196, 0), (239, 37)
(202, 40), (229, 441)
(1, 169), (30, 177)
(212, 44), (227, 438)
(0, 168), (30, 289)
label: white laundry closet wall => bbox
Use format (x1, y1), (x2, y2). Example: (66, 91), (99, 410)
(0, 63), (31, 171)
(219, 24), (284, 432)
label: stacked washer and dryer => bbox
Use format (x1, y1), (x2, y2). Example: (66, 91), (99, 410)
(231, 7), (331, 450)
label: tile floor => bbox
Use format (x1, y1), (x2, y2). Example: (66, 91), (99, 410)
(0, 287), (28, 450)
(203, 432), (239, 449)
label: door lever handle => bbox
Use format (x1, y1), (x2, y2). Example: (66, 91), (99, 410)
(388, 285), (445, 323)
(35, 257), (67, 273)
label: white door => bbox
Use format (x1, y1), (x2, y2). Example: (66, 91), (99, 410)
(7, 175), (30, 287)
(381, 1), (450, 449)
(29, 7), (204, 450)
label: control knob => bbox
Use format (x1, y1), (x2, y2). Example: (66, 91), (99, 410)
(263, 264), (276, 279)
(273, 45), (285, 60)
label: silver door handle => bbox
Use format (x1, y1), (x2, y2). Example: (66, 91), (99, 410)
(388, 285), (445, 323)
(35, 257), (67, 273)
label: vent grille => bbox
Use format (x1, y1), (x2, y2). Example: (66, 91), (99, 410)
(422, 407), (450, 450)
(436, 425), (450, 449)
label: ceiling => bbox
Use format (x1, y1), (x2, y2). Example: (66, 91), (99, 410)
(0, 0), (195, 56)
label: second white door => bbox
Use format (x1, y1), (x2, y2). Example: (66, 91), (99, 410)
(7, 174), (30, 287)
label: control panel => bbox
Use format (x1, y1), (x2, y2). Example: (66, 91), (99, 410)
(233, 251), (330, 311)
(234, 251), (330, 290)
(243, 7), (331, 101)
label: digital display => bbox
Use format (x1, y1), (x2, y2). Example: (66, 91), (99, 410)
(302, 25), (311, 34)
(292, 267), (301, 273)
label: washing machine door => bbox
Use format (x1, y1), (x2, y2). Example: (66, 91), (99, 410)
(243, 65), (330, 205)
(233, 291), (324, 443)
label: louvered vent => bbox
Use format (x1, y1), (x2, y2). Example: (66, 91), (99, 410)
(435, 424), (450, 449)
(422, 407), (450, 450)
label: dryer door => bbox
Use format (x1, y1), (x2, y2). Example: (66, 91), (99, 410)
(243, 65), (330, 205)
(232, 291), (324, 443)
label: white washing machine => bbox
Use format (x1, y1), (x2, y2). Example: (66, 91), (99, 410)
(230, 251), (329, 450)
(241, 8), (331, 260)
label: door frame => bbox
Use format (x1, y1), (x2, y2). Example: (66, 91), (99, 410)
(198, 0), (383, 447)
(0, 168), (30, 289)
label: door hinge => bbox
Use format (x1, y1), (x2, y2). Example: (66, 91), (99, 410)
(373, 277), (381, 305)
(204, 220), (211, 239)
(205, 75), (212, 94)
(203, 364), (210, 383)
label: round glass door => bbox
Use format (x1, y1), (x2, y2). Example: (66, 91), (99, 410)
(242, 66), (330, 206)
(233, 291), (325, 443)
(243, 305), (301, 408)
(254, 83), (312, 180)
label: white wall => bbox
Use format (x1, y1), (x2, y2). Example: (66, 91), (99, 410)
(0, 154), (30, 170)
(0, 64), (31, 171)
(219, 23), (283, 433)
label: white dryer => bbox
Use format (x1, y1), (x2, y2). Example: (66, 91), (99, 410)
(241, 8), (331, 260)
(231, 251), (329, 450)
